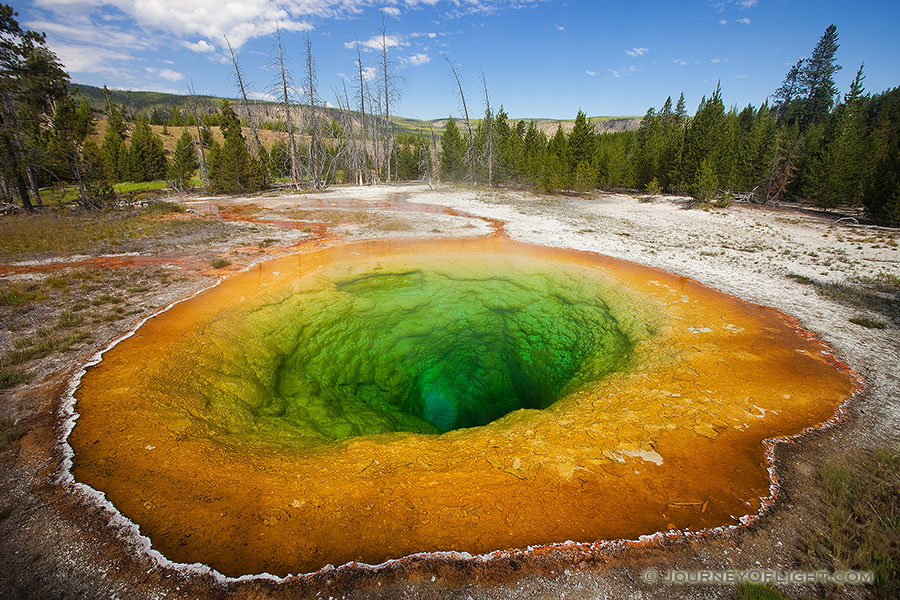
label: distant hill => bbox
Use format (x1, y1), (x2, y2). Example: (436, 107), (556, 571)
(70, 83), (641, 135)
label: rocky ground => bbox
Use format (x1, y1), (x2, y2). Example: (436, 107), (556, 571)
(0, 184), (897, 599)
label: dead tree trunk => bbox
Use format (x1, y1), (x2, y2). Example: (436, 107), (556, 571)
(369, 80), (382, 184)
(275, 25), (300, 190)
(356, 39), (368, 185)
(186, 82), (209, 184)
(225, 35), (268, 185)
(380, 14), (392, 183)
(443, 53), (477, 184)
(430, 126), (439, 184)
(26, 167), (42, 207)
(482, 70), (493, 187)
(304, 34), (323, 189)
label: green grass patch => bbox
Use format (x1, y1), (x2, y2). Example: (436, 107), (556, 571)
(786, 273), (814, 285)
(39, 186), (81, 207)
(210, 258), (231, 269)
(113, 180), (168, 194)
(786, 274), (899, 325)
(57, 309), (84, 328)
(801, 448), (900, 598)
(0, 329), (92, 368)
(849, 316), (888, 329)
(0, 368), (33, 389)
(0, 207), (220, 259)
(0, 285), (42, 306)
(144, 201), (185, 214)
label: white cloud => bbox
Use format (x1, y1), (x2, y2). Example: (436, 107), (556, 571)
(361, 65), (376, 80)
(736, 17), (751, 25)
(673, 59), (687, 66)
(184, 39), (216, 53)
(710, 0), (757, 9)
(36, 0), (317, 49)
(247, 91), (277, 101)
(145, 66), (184, 81)
(345, 34), (408, 51)
(711, 57), (721, 63)
(25, 17), (148, 49)
(36, 1), (544, 49)
(158, 68), (184, 81)
(608, 68), (620, 78)
(719, 19), (727, 25)
(407, 53), (430, 66)
(555, 24), (564, 31)
(625, 47), (648, 57)
(50, 41), (134, 75)
(585, 69), (596, 76)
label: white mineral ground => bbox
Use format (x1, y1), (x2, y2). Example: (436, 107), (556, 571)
(1, 183), (897, 600)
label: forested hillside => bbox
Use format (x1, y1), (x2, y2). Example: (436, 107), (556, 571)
(2, 6), (898, 226)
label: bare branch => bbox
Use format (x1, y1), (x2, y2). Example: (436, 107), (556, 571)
(443, 52), (477, 184)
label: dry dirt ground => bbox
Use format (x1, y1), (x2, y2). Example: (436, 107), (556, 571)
(0, 184), (897, 599)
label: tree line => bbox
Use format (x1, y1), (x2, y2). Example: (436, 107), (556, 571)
(1, 6), (897, 226)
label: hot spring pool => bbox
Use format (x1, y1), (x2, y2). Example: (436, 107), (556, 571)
(68, 236), (857, 576)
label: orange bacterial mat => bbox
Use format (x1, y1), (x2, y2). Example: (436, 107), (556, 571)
(67, 235), (858, 577)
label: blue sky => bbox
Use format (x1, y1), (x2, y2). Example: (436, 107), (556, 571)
(14, 0), (900, 120)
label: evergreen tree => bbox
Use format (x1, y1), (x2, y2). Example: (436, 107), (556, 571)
(492, 107), (513, 183)
(737, 102), (777, 193)
(208, 100), (264, 193)
(47, 95), (95, 207)
(200, 124), (214, 149)
(101, 103), (126, 181)
(681, 83), (728, 192)
(440, 116), (467, 182)
(799, 24), (841, 127)
(568, 110), (594, 171)
(168, 130), (198, 190)
(0, 5), (70, 208)
(522, 120), (545, 185)
(269, 139), (290, 178)
(546, 125), (571, 190)
(862, 87), (900, 226)
(397, 143), (419, 180)
(634, 106), (663, 188)
(126, 116), (167, 182)
(805, 65), (869, 208)
(773, 60), (804, 125)
(694, 157), (718, 202)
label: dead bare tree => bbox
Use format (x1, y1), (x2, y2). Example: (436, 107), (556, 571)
(443, 53), (477, 184)
(271, 24), (300, 190)
(379, 14), (392, 182)
(224, 36), (267, 186)
(368, 78), (383, 183)
(355, 38), (369, 185)
(185, 82), (209, 184)
(303, 33), (324, 189)
(417, 130), (432, 188)
(333, 80), (361, 186)
(430, 126), (439, 184)
(481, 69), (493, 187)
